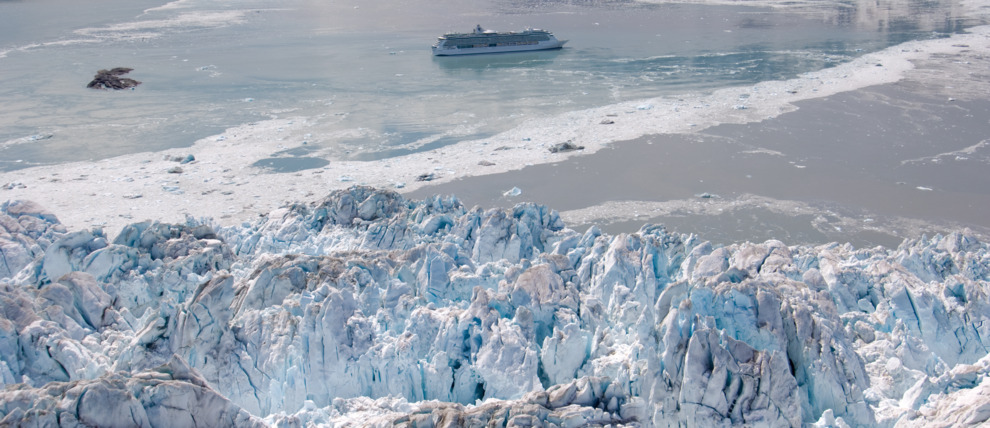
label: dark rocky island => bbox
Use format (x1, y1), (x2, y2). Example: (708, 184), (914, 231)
(86, 67), (141, 90)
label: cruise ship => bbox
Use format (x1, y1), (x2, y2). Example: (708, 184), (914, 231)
(432, 25), (567, 56)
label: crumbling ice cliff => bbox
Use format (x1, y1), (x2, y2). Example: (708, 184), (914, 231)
(0, 187), (988, 427)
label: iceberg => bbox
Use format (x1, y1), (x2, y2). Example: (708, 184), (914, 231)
(0, 188), (988, 426)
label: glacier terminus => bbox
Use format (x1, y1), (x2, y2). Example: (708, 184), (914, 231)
(1, 187), (989, 426)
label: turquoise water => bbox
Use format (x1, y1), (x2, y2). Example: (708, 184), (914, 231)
(0, 0), (980, 171)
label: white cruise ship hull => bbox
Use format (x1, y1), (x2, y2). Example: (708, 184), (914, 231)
(432, 39), (567, 56)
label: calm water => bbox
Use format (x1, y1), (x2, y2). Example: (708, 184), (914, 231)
(0, 0), (979, 171)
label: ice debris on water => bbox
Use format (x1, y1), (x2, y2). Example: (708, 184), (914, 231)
(2, 181), (26, 190)
(165, 154), (195, 164)
(27, 134), (54, 141)
(0, 188), (989, 427)
(548, 141), (585, 153)
(160, 185), (183, 194)
(502, 186), (522, 197)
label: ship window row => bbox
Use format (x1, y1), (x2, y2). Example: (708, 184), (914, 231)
(451, 41), (540, 49)
(444, 35), (550, 45)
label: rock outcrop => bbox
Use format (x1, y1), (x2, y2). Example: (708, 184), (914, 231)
(87, 67), (141, 90)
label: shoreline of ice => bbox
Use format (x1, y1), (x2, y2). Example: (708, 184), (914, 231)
(1, 25), (988, 238)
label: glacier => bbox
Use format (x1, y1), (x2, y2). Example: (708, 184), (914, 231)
(1, 187), (989, 427)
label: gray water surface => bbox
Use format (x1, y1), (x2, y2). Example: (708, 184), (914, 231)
(0, 0), (980, 171)
(408, 82), (990, 247)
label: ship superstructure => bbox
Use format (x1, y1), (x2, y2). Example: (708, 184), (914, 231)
(432, 25), (567, 56)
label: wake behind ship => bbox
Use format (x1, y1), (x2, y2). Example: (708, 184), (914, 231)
(432, 25), (567, 56)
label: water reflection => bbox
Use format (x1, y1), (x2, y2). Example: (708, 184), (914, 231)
(759, 0), (984, 32)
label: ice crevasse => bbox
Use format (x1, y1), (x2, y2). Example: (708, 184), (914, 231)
(0, 187), (989, 427)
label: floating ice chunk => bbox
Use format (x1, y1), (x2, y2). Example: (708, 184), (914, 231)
(549, 142), (584, 153)
(503, 186), (522, 197)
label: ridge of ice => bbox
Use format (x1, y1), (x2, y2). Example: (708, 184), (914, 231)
(1, 188), (989, 426)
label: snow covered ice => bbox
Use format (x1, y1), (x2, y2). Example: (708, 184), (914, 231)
(1, 188), (990, 426)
